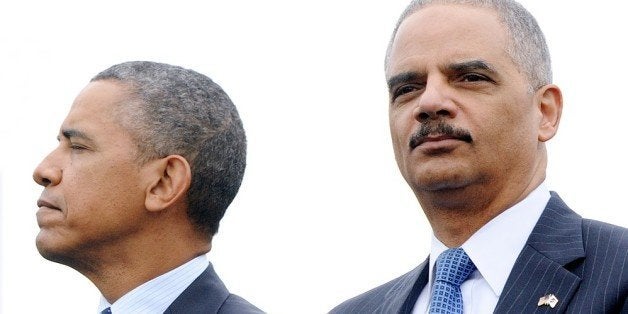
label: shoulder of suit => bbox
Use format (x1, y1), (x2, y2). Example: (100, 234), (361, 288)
(329, 265), (424, 313)
(217, 293), (265, 314)
(581, 218), (628, 250)
(579, 218), (628, 288)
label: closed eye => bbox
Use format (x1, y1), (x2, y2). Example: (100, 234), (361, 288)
(68, 142), (89, 152)
(392, 84), (424, 102)
(58, 128), (95, 153)
(459, 73), (491, 83)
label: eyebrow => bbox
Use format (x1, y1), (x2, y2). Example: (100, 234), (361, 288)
(387, 59), (498, 90)
(387, 72), (424, 90)
(58, 128), (93, 142)
(448, 60), (497, 75)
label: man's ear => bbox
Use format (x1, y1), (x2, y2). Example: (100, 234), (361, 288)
(144, 155), (192, 212)
(536, 84), (563, 142)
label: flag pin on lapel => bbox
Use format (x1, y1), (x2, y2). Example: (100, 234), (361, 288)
(538, 294), (559, 308)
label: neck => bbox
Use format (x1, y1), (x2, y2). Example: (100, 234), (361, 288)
(73, 221), (210, 303)
(418, 164), (546, 248)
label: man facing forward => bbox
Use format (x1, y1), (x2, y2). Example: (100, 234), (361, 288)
(34, 61), (263, 313)
(332, 0), (627, 313)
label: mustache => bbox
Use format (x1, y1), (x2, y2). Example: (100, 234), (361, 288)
(409, 122), (473, 149)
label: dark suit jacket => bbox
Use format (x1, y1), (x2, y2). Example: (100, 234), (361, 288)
(164, 262), (264, 314)
(331, 192), (628, 313)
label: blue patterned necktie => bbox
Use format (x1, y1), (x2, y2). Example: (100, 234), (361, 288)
(429, 248), (476, 313)
(101, 307), (112, 314)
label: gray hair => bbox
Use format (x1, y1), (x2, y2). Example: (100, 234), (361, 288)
(385, 0), (552, 89)
(92, 61), (246, 237)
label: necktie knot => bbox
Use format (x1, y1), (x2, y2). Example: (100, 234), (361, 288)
(429, 248), (476, 313)
(434, 247), (476, 286)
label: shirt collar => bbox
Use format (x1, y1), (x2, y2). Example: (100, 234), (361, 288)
(98, 255), (209, 313)
(427, 183), (550, 297)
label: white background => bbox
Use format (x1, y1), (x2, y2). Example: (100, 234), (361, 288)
(1, 1), (627, 313)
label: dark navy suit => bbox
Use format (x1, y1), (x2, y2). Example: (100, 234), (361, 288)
(164, 262), (263, 314)
(331, 193), (628, 313)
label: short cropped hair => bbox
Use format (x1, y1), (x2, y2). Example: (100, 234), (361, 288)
(386, 0), (552, 90)
(92, 61), (246, 237)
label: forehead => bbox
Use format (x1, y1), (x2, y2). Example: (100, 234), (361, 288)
(64, 80), (127, 124)
(61, 80), (135, 144)
(387, 4), (512, 77)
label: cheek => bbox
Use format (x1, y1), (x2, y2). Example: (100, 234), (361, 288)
(389, 108), (414, 141)
(389, 116), (405, 156)
(63, 166), (143, 220)
(63, 186), (110, 228)
(62, 181), (145, 243)
(389, 111), (416, 176)
(474, 102), (538, 159)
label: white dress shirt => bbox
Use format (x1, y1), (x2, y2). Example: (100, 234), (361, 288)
(98, 255), (209, 314)
(412, 183), (551, 313)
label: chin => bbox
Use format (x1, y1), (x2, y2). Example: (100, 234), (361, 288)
(36, 237), (63, 262)
(410, 168), (475, 192)
(36, 233), (77, 267)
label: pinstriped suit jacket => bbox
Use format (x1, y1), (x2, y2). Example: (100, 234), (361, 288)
(330, 193), (628, 313)
(164, 262), (264, 314)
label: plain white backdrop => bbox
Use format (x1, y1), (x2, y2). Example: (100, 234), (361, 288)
(1, 1), (627, 313)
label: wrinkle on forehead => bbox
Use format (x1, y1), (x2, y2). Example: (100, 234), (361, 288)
(386, 4), (509, 77)
(386, 3), (534, 90)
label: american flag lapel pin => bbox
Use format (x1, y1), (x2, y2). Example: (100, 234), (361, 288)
(538, 294), (559, 308)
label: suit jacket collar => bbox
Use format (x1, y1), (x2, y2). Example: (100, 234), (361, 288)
(366, 258), (430, 314)
(398, 192), (585, 313)
(164, 262), (229, 314)
(494, 192), (585, 313)
(399, 259), (429, 314)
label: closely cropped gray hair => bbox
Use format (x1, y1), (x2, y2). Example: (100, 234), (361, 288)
(385, 0), (552, 89)
(91, 61), (246, 237)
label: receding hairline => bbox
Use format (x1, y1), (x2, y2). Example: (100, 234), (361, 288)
(87, 78), (153, 162)
(385, 0), (552, 90)
(74, 79), (143, 127)
(86, 78), (143, 120)
(386, 3), (509, 71)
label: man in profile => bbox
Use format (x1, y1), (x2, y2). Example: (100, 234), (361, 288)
(33, 61), (263, 313)
(332, 0), (627, 312)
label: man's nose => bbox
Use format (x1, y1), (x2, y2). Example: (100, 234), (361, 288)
(413, 79), (458, 122)
(33, 150), (62, 187)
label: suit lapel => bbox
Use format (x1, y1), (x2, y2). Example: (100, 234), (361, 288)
(363, 258), (430, 314)
(399, 258), (429, 314)
(164, 262), (230, 314)
(494, 192), (585, 313)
